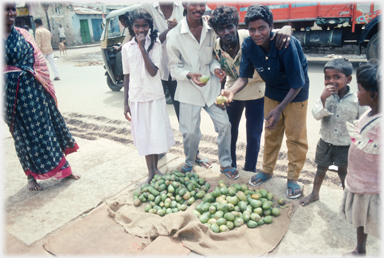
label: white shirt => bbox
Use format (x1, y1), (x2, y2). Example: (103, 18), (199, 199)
(122, 35), (164, 102)
(166, 17), (221, 107)
(312, 86), (369, 145)
(140, 2), (184, 81)
(58, 27), (65, 38)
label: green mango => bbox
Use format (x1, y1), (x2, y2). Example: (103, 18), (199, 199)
(259, 189), (268, 198)
(199, 212), (210, 224)
(249, 199), (262, 208)
(148, 208), (157, 214)
(148, 194), (155, 201)
(224, 212), (235, 221)
(236, 191), (247, 202)
(241, 184), (248, 192)
(257, 218), (264, 226)
(211, 188), (221, 198)
(168, 185), (175, 194)
(216, 218), (227, 226)
(238, 201), (248, 211)
(209, 205), (217, 214)
(172, 207), (179, 213)
(178, 204), (187, 211)
(203, 193), (214, 203)
(192, 210), (201, 218)
(210, 223), (220, 233)
(278, 198), (286, 205)
(133, 199), (141, 207)
(217, 203), (229, 212)
(156, 209), (165, 216)
(234, 217), (244, 227)
(200, 75), (210, 83)
(250, 213), (261, 222)
(187, 182), (195, 192)
(271, 207), (280, 216)
(196, 190), (206, 199)
(243, 210), (251, 222)
(204, 182), (211, 189)
(170, 200), (177, 208)
(188, 197), (195, 205)
(220, 187), (228, 195)
(219, 225), (229, 232)
(226, 221), (234, 230)
(227, 196), (238, 205)
(178, 188), (187, 196)
(228, 186), (237, 196)
(138, 194), (146, 203)
(247, 220), (258, 228)
(183, 191), (191, 200)
(208, 218), (217, 225)
(133, 189), (141, 197)
(214, 210), (224, 220)
(262, 201), (272, 210)
(263, 215), (273, 224)
(267, 192), (274, 201)
(202, 202), (211, 212)
(216, 95), (227, 105)
(227, 203), (235, 211)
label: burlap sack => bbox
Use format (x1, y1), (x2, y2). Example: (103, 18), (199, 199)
(106, 166), (299, 256)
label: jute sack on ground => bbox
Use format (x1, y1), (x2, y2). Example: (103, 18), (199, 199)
(106, 166), (299, 256)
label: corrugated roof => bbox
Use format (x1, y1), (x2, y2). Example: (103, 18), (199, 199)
(73, 5), (102, 15)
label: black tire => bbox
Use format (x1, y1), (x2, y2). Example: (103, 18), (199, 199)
(107, 74), (123, 91)
(366, 32), (380, 60)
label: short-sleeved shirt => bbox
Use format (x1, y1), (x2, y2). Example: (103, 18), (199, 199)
(122, 35), (164, 103)
(239, 34), (309, 102)
(213, 29), (265, 101)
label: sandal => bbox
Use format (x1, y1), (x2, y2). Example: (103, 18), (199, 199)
(196, 157), (212, 169)
(220, 167), (239, 180)
(286, 182), (302, 199)
(180, 165), (193, 174)
(248, 173), (272, 186)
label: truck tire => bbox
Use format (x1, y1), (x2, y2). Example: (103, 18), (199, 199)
(107, 74), (123, 91)
(366, 32), (380, 60)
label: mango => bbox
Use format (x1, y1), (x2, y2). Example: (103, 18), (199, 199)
(243, 210), (251, 222)
(216, 218), (227, 226)
(267, 192), (274, 201)
(247, 220), (258, 228)
(236, 191), (247, 202)
(209, 205), (217, 214)
(263, 215), (273, 224)
(259, 189), (268, 198)
(234, 217), (244, 227)
(157, 209), (165, 216)
(220, 187), (228, 195)
(224, 212), (235, 221)
(253, 207), (263, 215)
(217, 203), (229, 212)
(210, 223), (220, 233)
(228, 186), (237, 196)
(216, 95), (227, 105)
(134, 199), (141, 207)
(238, 201), (248, 211)
(219, 225), (230, 232)
(208, 218), (217, 225)
(278, 198), (286, 205)
(199, 75), (210, 83)
(262, 201), (272, 210)
(214, 210), (224, 220)
(227, 221), (234, 230)
(148, 208), (157, 214)
(250, 213), (261, 222)
(271, 207), (280, 216)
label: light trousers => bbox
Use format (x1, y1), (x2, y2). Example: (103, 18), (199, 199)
(179, 102), (232, 168)
(44, 53), (60, 78)
(263, 97), (308, 180)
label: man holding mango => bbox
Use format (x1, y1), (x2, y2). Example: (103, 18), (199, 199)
(166, 2), (239, 179)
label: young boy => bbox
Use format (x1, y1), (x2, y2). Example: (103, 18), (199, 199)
(300, 58), (369, 206)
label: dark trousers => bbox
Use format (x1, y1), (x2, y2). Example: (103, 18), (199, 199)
(226, 97), (264, 172)
(162, 75), (179, 120)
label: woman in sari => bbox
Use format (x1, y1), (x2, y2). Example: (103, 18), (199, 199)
(4, 3), (80, 191)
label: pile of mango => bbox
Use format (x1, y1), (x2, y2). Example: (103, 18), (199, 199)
(192, 180), (284, 233)
(133, 171), (211, 216)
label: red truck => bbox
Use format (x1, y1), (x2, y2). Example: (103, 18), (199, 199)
(206, 2), (381, 59)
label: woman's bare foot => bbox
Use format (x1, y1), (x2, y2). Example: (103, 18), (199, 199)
(195, 154), (212, 169)
(28, 178), (42, 191)
(66, 173), (81, 180)
(300, 192), (319, 206)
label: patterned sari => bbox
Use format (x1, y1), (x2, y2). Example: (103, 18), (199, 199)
(3, 26), (79, 180)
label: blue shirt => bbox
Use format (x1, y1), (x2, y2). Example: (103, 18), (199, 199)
(239, 34), (309, 102)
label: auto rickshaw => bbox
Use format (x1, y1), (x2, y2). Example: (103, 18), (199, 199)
(100, 5), (139, 91)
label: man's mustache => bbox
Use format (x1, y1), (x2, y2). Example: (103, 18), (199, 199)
(192, 11), (204, 15)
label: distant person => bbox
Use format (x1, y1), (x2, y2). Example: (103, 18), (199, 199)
(4, 3), (80, 191)
(209, 5), (292, 172)
(113, 15), (132, 82)
(339, 61), (380, 256)
(220, 4), (310, 194)
(300, 59), (369, 206)
(58, 24), (66, 46)
(23, 24), (34, 37)
(122, 9), (175, 183)
(34, 18), (60, 80)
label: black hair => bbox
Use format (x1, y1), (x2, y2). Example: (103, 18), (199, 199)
(244, 4), (273, 27)
(356, 59), (379, 95)
(324, 58), (353, 77)
(126, 8), (158, 53)
(34, 18), (42, 26)
(23, 25), (29, 30)
(208, 5), (239, 30)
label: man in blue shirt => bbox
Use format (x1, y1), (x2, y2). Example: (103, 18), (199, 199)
(220, 4), (309, 199)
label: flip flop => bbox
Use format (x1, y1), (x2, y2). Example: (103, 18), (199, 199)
(248, 173), (272, 186)
(196, 157), (212, 169)
(220, 167), (239, 180)
(286, 182), (302, 199)
(180, 165), (193, 174)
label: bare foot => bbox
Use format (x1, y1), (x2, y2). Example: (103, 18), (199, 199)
(155, 170), (164, 176)
(66, 173), (81, 180)
(195, 154), (212, 169)
(143, 176), (154, 185)
(343, 249), (366, 256)
(300, 192), (319, 206)
(28, 178), (42, 191)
